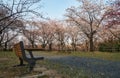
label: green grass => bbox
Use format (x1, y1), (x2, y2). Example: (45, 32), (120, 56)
(0, 51), (26, 77)
(36, 51), (120, 78)
(0, 51), (120, 78)
(0, 51), (43, 78)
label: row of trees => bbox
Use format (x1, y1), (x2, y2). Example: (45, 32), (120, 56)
(0, 0), (119, 52)
(23, 20), (84, 51)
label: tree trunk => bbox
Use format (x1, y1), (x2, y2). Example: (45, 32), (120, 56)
(49, 43), (52, 51)
(42, 41), (47, 49)
(72, 42), (76, 51)
(31, 41), (34, 48)
(4, 42), (8, 51)
(0, 31), (2, 34)
(60, 42), (65, 51)
(89, 36), (94, 52)
(0, 43), (2, 48)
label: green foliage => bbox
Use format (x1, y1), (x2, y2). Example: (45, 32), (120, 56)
(98, 40), (120, 52)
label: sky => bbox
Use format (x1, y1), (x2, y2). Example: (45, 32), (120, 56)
(40, 0), (79, 20)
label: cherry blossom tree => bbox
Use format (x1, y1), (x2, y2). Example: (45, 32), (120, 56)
(104, 0), (120, 41)
(65, 0), (107, 51)
(0, 0), (42, 34)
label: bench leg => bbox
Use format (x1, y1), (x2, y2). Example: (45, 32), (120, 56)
(13, 57), (25, 67)
(19, 57), (24, 66)
(28, 61), (35, 72)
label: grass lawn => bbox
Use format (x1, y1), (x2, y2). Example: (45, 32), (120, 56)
(0, 51), (120, 78)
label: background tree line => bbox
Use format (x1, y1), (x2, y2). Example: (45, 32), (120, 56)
(0, 0), (119, 52)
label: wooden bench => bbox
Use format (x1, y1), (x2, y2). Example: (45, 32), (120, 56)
(13, 41), (44, 71)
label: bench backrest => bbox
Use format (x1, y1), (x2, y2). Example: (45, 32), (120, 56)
(13, 41), (26, 59)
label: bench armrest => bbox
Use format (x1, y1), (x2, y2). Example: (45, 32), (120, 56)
(28, 51), (34, 58)
(25, 48), (45, 51)
(25, 48), (45, 59)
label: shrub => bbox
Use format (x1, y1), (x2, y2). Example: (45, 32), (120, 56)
(98, 40), (120, 52)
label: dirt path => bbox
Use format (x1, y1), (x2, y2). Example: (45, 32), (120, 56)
(0, 58), (9, 61)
